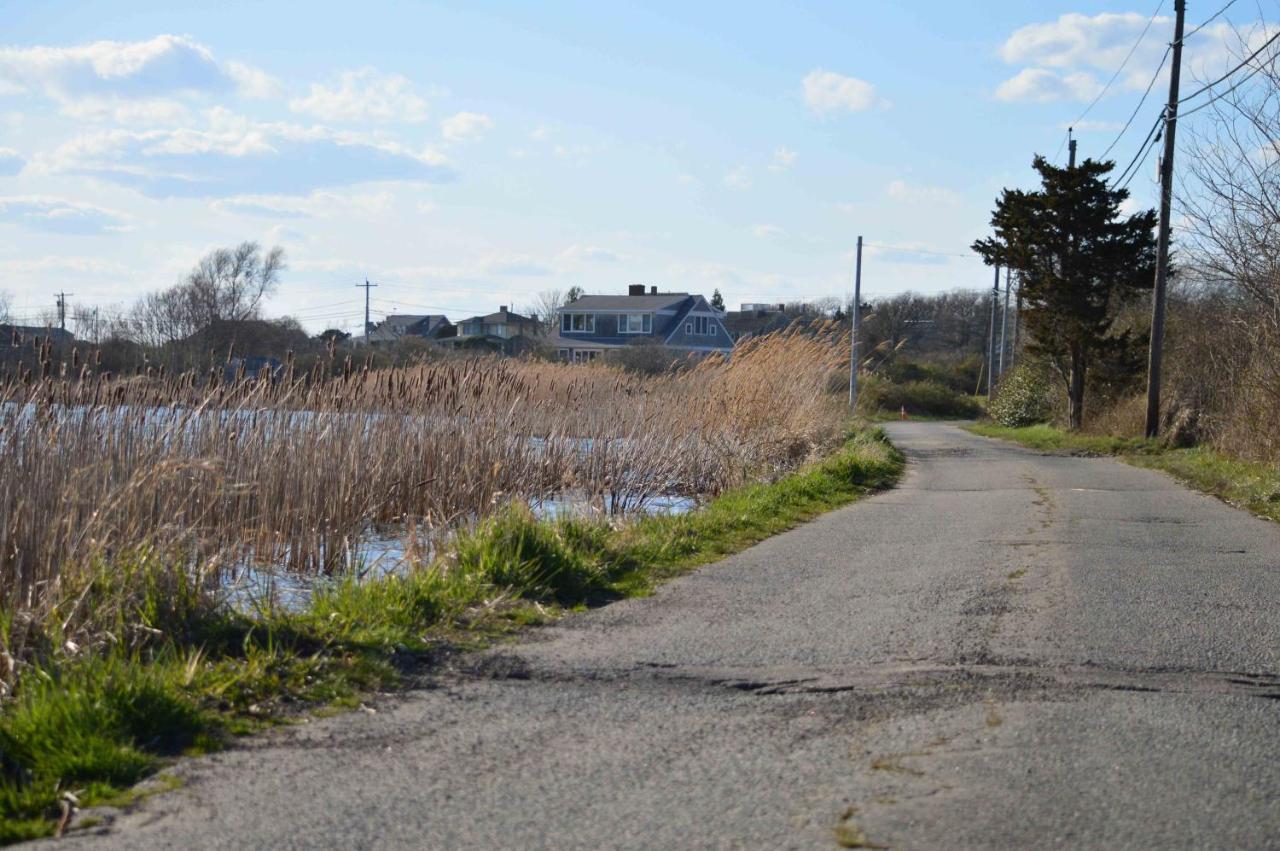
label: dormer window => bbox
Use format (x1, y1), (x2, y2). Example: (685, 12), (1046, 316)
(619, 313), (652, 334)
(561, 313), (595, 333)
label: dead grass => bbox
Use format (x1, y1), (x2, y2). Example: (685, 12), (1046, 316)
(0, 326), (851, 675)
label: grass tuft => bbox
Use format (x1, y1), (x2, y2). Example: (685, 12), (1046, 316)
(0, 425), (903, 841)
(966, 422), (1280, 523)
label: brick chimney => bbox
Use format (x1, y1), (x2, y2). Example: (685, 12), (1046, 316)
(499, 305), (508, 313)
(628, 285), (645, 296)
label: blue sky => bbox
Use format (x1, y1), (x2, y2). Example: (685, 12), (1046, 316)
(0, 1), (1264, 332)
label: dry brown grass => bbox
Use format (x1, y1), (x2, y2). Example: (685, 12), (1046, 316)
(0, 326), (849, 646)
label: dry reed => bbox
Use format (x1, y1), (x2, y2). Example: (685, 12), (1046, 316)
(0, 326), (850, 643)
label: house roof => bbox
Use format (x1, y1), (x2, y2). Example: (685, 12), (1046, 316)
(457, 309), (537, 324)
(562, 293), (690, 311)
(380, 314), (450, 329)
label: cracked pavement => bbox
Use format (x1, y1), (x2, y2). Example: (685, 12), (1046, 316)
(47, 422), (1280, 849)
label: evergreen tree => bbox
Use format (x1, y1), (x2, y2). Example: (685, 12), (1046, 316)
(710, 288), (725, 311)
(973, 156), (1158, 429)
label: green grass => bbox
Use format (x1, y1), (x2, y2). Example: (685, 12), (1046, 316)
(0, 426), (903, 841)
(858, 376), (984, 420)
(965, 422), (1280, 524)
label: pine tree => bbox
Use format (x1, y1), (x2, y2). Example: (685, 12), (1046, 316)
(973, 156), (1158, 430)
(710, 289), (725, 312)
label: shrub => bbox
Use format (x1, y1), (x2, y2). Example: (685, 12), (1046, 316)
(858, 375), (983, 419)
(988, 359), (1056, 427)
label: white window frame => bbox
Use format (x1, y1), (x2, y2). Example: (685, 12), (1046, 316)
(619, 313), (652, 334)
(561, 312), (595, 334)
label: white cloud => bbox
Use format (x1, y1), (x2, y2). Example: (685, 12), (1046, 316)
(676, 173), (697, 186)
(226, 61), (281, 99)
(886, 179), (961, 206)
(212, 188), (395, 218)
(59, 97), (193, 124)
(995, 13), (1278, 103)
(32, 112), (455, 197)
(723, 167), (751, 189)
(0, 147), (23, 176)
(481, 256), (552, 276)
(0, 255), (129, 275)
(769, 146), (797, 171)
(265, 224), (310, 245)
(751, 223), (786, 238)
(560, 244), (620, 263)
(995, 67), (1102, 103)
(290, 68), (431, 123)
(0, 195), (131, 235)
(0, 35), (277, 109)
(802, 69), (885, 115)
(441, 111), (494, 143)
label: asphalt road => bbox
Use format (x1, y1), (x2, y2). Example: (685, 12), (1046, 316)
(51, 422), (1280, 849)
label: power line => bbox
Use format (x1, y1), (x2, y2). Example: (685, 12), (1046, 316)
(1072, 0), (1167, 128)
(1101, 44), (1172, 160)
(1178, 28), (1280, 104)
(861, 242), (982, 260)
(1112, 110), (1165, 189)
(1183, 0), (1240, 41)
(1179, 60), (1267, 116)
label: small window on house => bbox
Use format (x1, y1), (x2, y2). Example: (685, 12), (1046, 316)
(561, 313), (595, 333)
(685, 322), (693, 335)
(689, 315), (712, 335)
(620, 313), (652, 334)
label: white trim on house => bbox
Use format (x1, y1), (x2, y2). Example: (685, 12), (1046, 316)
(618, 313), (653, 334)
(561, 312), (596, 333)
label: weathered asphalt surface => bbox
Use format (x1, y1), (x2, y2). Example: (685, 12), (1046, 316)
(51, 422), (1280, 849)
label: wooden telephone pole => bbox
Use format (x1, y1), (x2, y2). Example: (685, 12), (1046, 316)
(1145, 0), (1186, 437)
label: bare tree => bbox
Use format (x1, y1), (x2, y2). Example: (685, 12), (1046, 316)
(182, 241), (286, 328)
(0, 290), (10, 325)
(1174, 24), (1280, 457)
(530, 288), (566, 334)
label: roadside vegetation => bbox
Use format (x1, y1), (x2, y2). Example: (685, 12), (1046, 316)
(966, 422), (1280, 524)
(0, 427), (900, 842)
(964, 36), (1280, 526)
(0, 317), (904, 840)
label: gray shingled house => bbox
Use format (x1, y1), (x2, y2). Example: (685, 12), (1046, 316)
(546, 286), (734, 363)
(366, 314), (455, 346)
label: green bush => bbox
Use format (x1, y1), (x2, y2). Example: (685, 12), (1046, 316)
(988, 359), (1056, 427)
(858, 375), (983, 419)
(880, 356), (982, 395)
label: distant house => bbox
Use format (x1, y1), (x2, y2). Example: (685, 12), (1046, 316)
(367, 314), (455, 346)
(723, 303), (794, 342)
(440, 306), (542, 356)
(546, 286), (734, 363)
(1, 325), (75, 348)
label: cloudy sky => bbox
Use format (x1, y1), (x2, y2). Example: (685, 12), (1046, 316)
(0, 1), (1270, 332)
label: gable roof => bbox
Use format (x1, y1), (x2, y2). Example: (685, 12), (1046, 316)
(458, 309), (537, 325)
(562, 293), (690, 312)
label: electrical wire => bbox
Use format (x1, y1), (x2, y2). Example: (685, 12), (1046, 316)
(862, 242), (982, 260)
(1179, 29), (1280, 103)
(1179, 59), (1267, 116)
(1183, 0), (1240, 41)
(1111, 110), (1165, 188)
(1072, 0), (1167, 127)
(1101, 44), (1172, 160)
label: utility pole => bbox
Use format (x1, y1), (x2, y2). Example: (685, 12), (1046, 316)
(999, 270), (1012, 377)
(987, 265), (1000, 399)
(356, 278), (378, 344)
(1145, 0), (1186, 438)
(55, 291), (73, 332)
(1068, 128), (1078, 169)
(849, 235), (863, 410)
